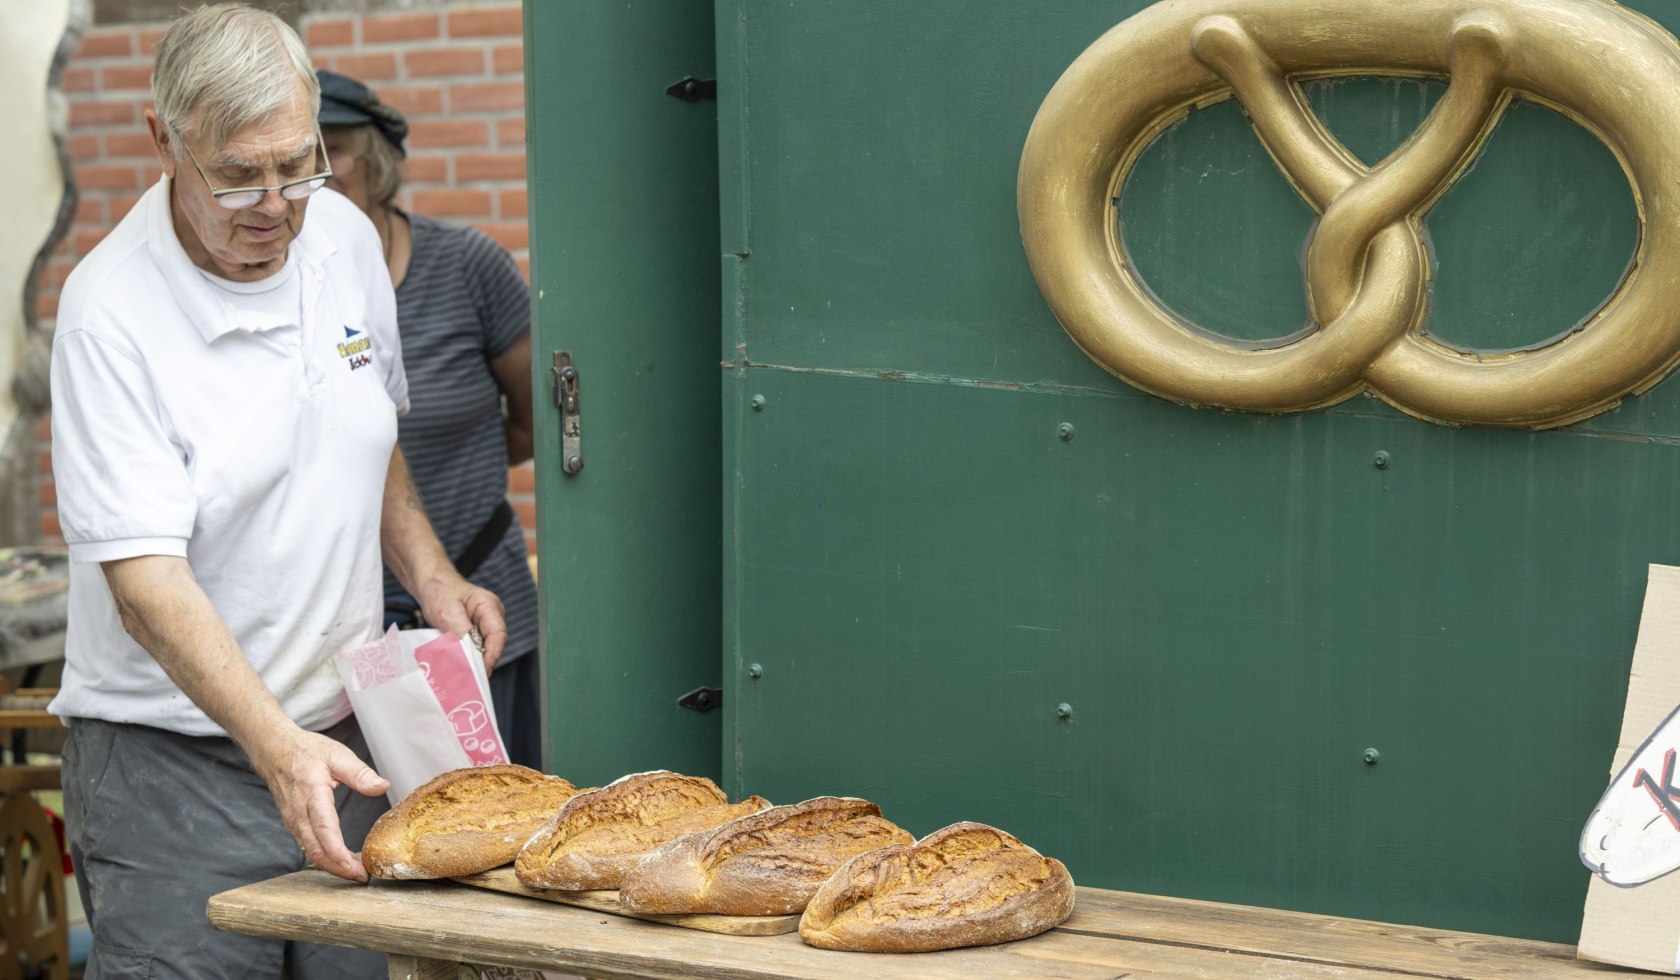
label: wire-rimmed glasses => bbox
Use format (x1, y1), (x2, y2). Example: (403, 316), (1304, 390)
(176, 122), (333, 210)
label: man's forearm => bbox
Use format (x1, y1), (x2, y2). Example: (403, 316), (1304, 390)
(381, 445), (453, 596)
(102, 555), (294, 754)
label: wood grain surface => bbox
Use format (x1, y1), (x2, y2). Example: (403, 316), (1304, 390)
(453, 866), (799, 936)
(208, 871), (1649, 979)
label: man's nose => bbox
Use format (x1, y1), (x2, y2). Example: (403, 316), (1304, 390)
(252, 188), (288, 217)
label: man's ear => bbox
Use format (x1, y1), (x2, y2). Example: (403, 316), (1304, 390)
(143, 108), (177, 179)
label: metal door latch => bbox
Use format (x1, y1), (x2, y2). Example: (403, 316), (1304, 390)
(553, 350), (582, 475)
(665, 76), (716, 102)
(678, 687), (723, 712)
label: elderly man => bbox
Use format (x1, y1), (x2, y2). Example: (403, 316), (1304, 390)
(48, 5), (506, 976)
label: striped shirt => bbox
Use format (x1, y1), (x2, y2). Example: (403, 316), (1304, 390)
(382, 212), (539, 661)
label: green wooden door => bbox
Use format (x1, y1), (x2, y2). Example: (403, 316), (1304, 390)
(715, 0), (1678, 943)
(525, 0), (721, 786)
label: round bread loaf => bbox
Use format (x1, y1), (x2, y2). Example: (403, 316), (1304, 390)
(514, 769), (772, 889)
(618, 796), (914, 916)
(798, 822), (1075, 952)
(361, 764), (578, 880)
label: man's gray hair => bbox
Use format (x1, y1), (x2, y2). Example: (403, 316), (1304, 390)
(152, 4), (319, 152)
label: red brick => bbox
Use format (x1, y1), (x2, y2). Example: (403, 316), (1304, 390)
(40, 511), (60, 540)
(499, 188), (526, 218)
(38, 481), (55, 508)
(448, 7), (522, 38)
(312, 54), (333, 72)
(402, 154), (449, 184)
(76, 164), (140, 191)
(363, 12), (439, 44)
(524, 532), (536, 558)
(73, 228), (109, 255)
(450, 81), (523, 113)
(142, 163), (163, 185)
(101, 64), (153, 91)
(476, 221), (528, 251)
(379, 85), (443, 118)
(492, 44), (523, 75)
(455, 152), (524, 182)
(35, 452), (53, 478)
(404, 48), (484, 78)
(109, 195), (141, 222)
(138, 28), (166, 57)
(73, 198), (102, 224)
(34, 416), (51, 442)
(410, 188), (492, 217)
(511, 498), (536, 528)
(70, 99), (136, 127)
(304, 17), (355, 48)
(41, 260), (76, 289)
(78, 29), (133, 59)
(68, 133), (100, 159)
(508, 465), (535, 494)
(408, 119), (489, 149)
(106, 131), (158, 158)
(35, 294), (58, 321)
(515, 256), (529, 280)
(62, 67), (95, 93)
(333, 52), (398, 83)
(495, 117), (524, 147)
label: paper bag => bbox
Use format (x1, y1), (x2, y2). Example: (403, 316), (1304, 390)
(335, 625), (508, 804)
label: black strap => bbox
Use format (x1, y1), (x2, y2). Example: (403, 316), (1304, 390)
(454, 499), (517, 580)
(384, 500), (517, 629)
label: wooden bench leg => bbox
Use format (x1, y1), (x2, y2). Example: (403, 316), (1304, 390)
(387, 954), (462, 980)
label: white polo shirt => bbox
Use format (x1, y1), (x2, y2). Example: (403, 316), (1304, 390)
(48, 177), (408, 736)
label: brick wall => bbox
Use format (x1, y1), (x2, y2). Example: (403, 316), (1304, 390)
(36, 2), (538, 559)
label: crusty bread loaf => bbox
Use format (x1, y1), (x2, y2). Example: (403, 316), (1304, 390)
(797, 822), (1075, 952)
(361, 765), (579, 880)
(514, 770), (772, 889)
(618, 796), (914, 916)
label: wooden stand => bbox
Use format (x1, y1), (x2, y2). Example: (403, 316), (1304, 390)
(209, 869), (1649, 979)
(0, 683), (67, 980)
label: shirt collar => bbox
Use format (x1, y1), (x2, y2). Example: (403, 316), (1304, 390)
(144, 174), (339, 343)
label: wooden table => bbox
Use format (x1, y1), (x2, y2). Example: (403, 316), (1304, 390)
(208, 870), (1650, 979)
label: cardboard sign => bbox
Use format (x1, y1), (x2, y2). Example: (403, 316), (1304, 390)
(1579, 564), (1680, 972)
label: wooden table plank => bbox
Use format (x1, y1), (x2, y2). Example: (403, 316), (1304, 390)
(0, 765), (60, 793)
(1063, 887), (1640, 979)
(208, 871), (1646, 980)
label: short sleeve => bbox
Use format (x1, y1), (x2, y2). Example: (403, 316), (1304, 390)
(463, 233), (531, 360)
(50, 328), (195, 563)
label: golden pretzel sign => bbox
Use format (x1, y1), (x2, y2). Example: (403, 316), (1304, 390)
(1018, 0), (1680, 428)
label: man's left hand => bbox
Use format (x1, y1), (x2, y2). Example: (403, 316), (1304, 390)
(416, 576), (507, 670)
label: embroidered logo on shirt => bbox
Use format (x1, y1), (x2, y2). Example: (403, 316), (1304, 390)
(337, 325), (373, 370)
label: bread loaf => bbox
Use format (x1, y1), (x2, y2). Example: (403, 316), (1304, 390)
(797, 822), (1075, 952)
(361, 765), (578, 880)
(618, 796), (914, 916)
(514, 770), (772, 890)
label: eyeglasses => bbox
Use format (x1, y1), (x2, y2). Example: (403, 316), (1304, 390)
(176, 123), (333, 210)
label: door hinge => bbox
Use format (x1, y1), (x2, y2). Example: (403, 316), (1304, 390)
(666, 76), (716, 102)
(553, 350), (582, 475)
(678, 686), (723, 712)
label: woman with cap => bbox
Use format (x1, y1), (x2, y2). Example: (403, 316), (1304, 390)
(316, 69), (542, 770)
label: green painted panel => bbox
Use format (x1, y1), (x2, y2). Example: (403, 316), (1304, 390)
(717, 0), (1680, 943)
(525, 0), (721, 786)
(729, 370), (1673, 941)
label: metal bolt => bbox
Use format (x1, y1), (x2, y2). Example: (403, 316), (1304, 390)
(1363, 747), (1380, 765)
(1056, 703), (1073, 719)
(748, 663), (763, 679)
(750, 395), (766, 411)
(563, 455), (584, 475)
(1058, 422), (1075, 442)
(1372, 451), (1390, 470)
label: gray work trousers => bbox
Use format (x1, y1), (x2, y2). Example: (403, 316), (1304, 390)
(62, 714), (391, 979)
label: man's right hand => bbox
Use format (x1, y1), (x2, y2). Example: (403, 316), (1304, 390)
(251, 726), (391, 882)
